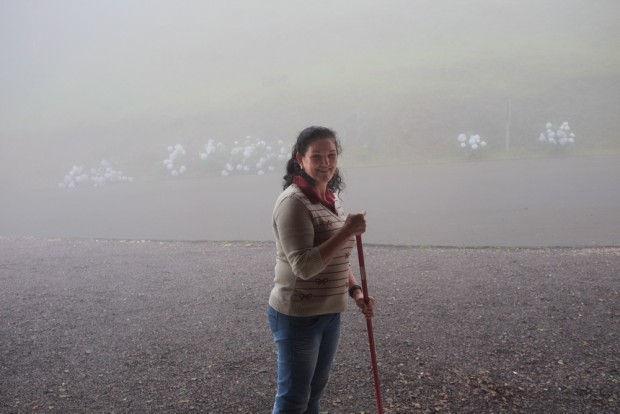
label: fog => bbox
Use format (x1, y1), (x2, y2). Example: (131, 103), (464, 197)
(1, 0), (619, 245)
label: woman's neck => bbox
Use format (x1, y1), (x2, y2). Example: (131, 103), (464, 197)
(315, 184), (328, 199)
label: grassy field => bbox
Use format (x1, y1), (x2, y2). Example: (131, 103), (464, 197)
(3, 1), (620, 189)
(139, 5), (620, 173)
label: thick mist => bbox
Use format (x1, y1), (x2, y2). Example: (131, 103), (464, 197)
(1, 0), (619, 246)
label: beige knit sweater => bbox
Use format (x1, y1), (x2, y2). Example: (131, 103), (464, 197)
(269, 184), (355, 316)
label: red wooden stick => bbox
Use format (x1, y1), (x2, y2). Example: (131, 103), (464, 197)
(356, 235), (384, 414)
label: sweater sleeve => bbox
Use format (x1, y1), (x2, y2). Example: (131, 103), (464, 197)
(273, 194), (326, 280)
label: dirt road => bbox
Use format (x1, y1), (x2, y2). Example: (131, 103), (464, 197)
(1, 155), (619, 247)
(1, 237), (618, 413)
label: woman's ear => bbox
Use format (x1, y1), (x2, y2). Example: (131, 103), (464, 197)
(295, 153), (304, 170)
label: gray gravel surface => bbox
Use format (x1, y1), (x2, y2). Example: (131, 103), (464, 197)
(1, 237), (618, 413)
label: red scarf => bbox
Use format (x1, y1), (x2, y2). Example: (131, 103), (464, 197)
(292, 175), (337, 214)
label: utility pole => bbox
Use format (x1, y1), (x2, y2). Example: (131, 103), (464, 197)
(505, 99), (511, 153)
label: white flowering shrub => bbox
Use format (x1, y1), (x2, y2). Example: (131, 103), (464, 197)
(59, 160), (133, 189)
(199, 139), (227, 164)
(163, 144), (187, 176)
(538, 122), (576, 147)
(199, 136), (290, 177)
(457, 133), (488, 154)
(58, 136), (292, 187)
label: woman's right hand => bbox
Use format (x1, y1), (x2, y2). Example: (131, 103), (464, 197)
(318, 211), (367, 266)
(344, 211), (366, 236)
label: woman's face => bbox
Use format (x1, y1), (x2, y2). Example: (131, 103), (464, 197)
(296, 138), (338, 187)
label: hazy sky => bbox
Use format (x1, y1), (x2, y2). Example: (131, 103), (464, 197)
(2, 1), (614, 135)
(1, 0), (619, 189)
(2, 0), (424, 136)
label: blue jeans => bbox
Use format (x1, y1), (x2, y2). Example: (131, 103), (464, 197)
(268, 306), (342, 414)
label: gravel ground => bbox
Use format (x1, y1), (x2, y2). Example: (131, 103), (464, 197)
(0, 237), (618, 413)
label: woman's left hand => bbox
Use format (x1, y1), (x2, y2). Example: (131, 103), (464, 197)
(355, 295), (376, 319)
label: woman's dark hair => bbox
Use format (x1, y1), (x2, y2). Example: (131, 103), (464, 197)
(283, 126), (345, 193)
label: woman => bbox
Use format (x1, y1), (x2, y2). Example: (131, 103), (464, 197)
(268, 126), (376, 413)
